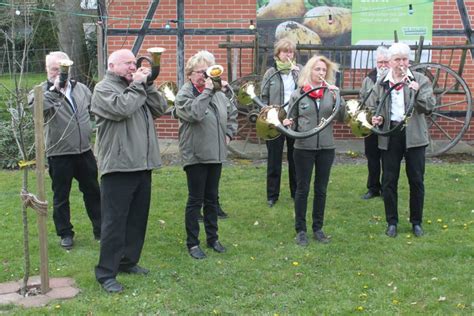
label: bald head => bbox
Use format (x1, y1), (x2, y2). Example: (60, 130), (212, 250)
(107, 49), (137, 82)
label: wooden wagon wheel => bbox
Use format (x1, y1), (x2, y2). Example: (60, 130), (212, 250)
(227, 74), (267, 159)
(411, 63), (472, 157)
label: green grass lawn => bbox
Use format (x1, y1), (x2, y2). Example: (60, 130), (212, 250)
(0, 73), (45, 119)
(0, 162), (472, 314)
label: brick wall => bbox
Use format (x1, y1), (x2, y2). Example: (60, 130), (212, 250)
(106, 0), (473, 142)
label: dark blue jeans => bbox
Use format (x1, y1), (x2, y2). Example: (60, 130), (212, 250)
(47, 150), (101, 238)
(293, 148), (335, 233)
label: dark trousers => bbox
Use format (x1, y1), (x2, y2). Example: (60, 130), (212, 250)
(266, 135), (297, 201)
(47, 150), (101, 238)
(293, 148), (335, 233)
(364, 133), (382, 193)
(184, 163), (221, 248)
(95, 170), (151, 283)
(381, 128), (425, 226)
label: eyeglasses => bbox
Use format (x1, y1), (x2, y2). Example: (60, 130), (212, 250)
(192, 70), (206, 75)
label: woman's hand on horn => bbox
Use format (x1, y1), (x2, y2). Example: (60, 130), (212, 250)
(371, 115), (384, 126)
(221, 80), (229, 92)
(283, 118), (293, 127)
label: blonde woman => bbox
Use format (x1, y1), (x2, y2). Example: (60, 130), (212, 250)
(285, 55), (346, 246)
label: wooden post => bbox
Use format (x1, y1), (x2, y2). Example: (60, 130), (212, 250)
(97, 23), (105, 81)
(33, 86), (50, 294)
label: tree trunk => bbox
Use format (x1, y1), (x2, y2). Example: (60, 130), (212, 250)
(53, 0), (89, 84)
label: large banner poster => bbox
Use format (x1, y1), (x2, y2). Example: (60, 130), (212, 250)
(351, 0), (433, 67)
(256, 0), (434, 68)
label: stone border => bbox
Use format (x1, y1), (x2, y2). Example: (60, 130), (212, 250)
(0, 276), (79, 308)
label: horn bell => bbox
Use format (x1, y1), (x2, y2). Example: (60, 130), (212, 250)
(345, 99), (373, 138)
(158, 81), (178, 109)
(58, 59), (73, 89)
(256, 106), (286, 140)
(206, 65), (224, 90)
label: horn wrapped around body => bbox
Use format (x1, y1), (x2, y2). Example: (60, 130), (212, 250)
(240, 83), (341, 140)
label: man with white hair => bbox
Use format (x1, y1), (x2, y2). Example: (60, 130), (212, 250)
(28, 51), (101, 250)
(360, 46), (390, 200)
(92, 49), (168, 293)
(370, 42), (436, 238)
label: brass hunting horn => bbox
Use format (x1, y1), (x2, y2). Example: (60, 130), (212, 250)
(241, 81), (342, 140)
(205, 65), (224, 90)
(136, 47), (166, 84)
(58, 59), (73, 89)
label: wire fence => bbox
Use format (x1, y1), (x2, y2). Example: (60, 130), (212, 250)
(0, 48), (59, 74)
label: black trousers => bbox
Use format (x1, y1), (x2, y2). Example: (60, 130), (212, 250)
(47, 150), (101, 238)
(95, 170), (151, 283)
(266, 134), (297, 201)
(364, 133), (382, 193)
(381, 128), (425, 226)
(184, 163), (221, 248)
(293, 148), (335, 233)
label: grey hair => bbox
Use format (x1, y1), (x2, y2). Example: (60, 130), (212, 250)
(375, 46), (390, 59)
(185, 50), (216, 76)
(388, 42), (411, 57)
(45, 51), (70, 69)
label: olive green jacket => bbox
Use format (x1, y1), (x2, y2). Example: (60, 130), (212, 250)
(261, 65), (302, 108)
(287, 88), (347, 150)
(174, 82), (238, 167)
(367, 71), (436, 150)
(28, 80), (93, 157)
(91, 71), (168, 176)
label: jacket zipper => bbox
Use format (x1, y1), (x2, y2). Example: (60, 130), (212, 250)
(210, 101), (221, 159)
(142, 106), (150, 167)
(314, 99), (320, 148)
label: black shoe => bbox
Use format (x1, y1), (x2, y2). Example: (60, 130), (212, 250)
(267, 199), (277, 207)
(207, 240), (226, 253)
(197, 213), (204, 222)
(217, 209), (229, 219)
(60, 236), (74, 249)
(362, 191), (381, 200)
(94, 235), (101, 242)
(295, 231), (308, 246)
(413, 225), (424, 237)
(101, 278), (123, 293)
(386, 225), (397, 237)
(313, 230), (330, 244)
(119, 265), (149, 275)
(188, 245), (206, 259)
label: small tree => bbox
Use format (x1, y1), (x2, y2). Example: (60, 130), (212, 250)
(0, 0), (47, 296)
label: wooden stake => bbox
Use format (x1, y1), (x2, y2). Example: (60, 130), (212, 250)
(33, 86), (50, 294)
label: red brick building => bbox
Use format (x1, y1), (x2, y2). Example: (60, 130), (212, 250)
(103, 0), (473, 150)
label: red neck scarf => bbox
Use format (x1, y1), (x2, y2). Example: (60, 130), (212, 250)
(389, 81), (405, 91)
(303, 83), (326, 99)
(192, 82), (205, 94)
